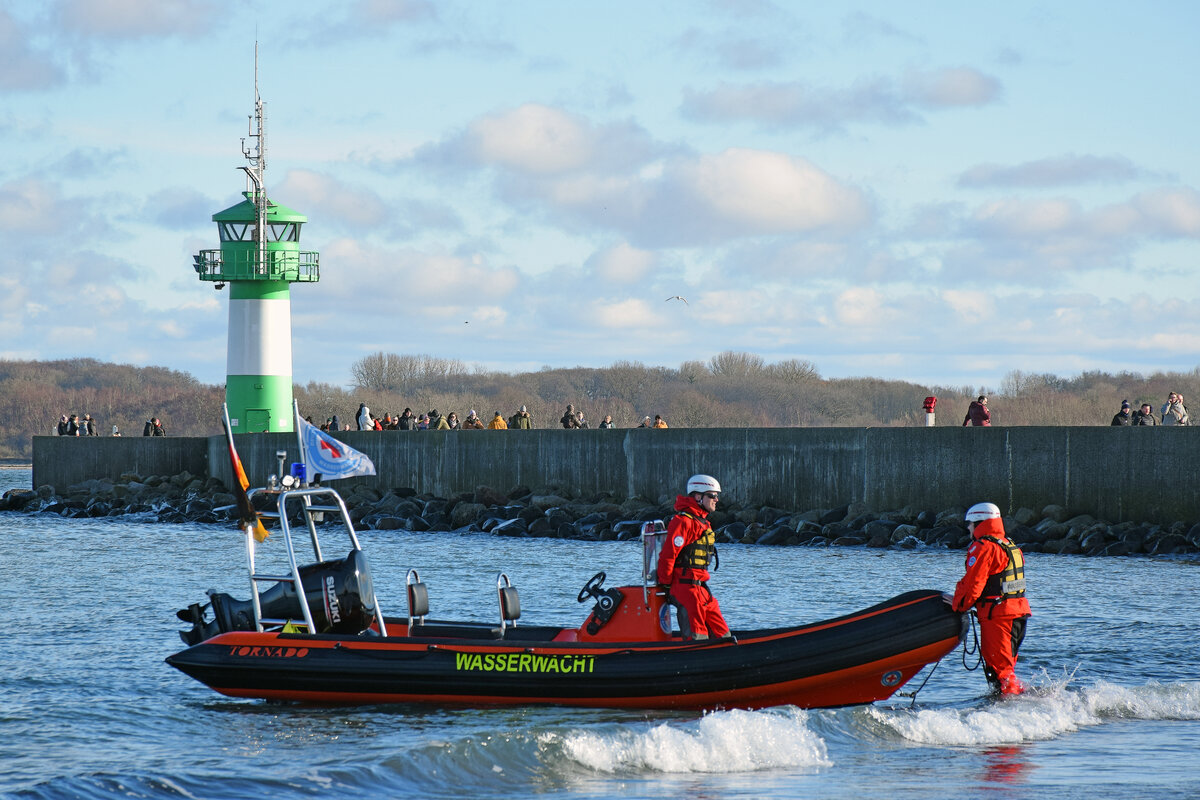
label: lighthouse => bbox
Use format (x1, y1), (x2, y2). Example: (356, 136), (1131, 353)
(192, 60), (319, 433)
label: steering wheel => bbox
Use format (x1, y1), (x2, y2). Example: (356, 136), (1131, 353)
(577, 571), (607, 603)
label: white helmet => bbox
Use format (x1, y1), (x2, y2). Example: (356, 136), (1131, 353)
(965, 502), (1001, 522)
(686, 474), (721, 495)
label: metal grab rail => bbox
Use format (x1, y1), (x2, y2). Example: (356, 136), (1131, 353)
(243, 486), (387, 636)
(641, 520), (667, 606)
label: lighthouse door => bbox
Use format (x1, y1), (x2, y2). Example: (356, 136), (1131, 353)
(247, 409), (271, 432)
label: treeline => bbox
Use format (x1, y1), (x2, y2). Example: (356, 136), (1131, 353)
(0, 359), (224, 458)
(2, 354), (1197, 460)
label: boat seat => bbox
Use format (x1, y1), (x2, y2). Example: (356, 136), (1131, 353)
(406, 568), (429, 629)
(497, 625), (564, 642)
(497, 572), (521, 634)
(406, 621), (503, 640)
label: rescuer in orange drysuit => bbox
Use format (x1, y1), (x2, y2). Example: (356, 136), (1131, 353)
(656, 474), (729, 640)
(952, 502), (1032, 696)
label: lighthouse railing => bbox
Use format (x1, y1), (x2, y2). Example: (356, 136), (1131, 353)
(193, 249), (320, 282)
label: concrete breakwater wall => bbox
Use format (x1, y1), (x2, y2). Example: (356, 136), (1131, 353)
(30, 426), (1200, 524)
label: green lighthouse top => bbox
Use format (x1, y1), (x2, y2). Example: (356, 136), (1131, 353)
(211, 192), (309, 246)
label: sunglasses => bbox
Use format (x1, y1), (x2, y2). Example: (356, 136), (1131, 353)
(702, 492), (720, 500)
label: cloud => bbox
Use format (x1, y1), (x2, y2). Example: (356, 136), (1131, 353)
(673, 27), (790, 71)
(833, 286), (889, 327)
(288, 0), (438, 47)
(681, 78), (916, 129)
(941, 289), (994, 320)
(969, 197), (1082, 239)
(586, 242), (657, 283)
(0, 178), (77, 235)
(592, 298), (667, 329)
(675, 148), (869, 234)
(48, 147), (132, 179)
(142, 188), (214, 230)
(414, 105), (870, 246)
(274, 170), (392, 233)
(1133, 187), (1200, 237)
(965, 189), (1200, 243)
(0, 9), (64, 90)
(959, 154), (1147, 188)
(680, 67), (1000, 130)
(902, 66), (1000, 107)
(423, 103), (662, 176)
(495, 147), (872, 247)
(841, 11), (924, 47)
(307, 238), (520, 308)
(355, 0), (437, 25)
(53, 0), (221, 39)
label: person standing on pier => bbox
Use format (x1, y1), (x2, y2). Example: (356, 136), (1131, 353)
(952, 502), (1031, 696)
(963, 396), (991, 426)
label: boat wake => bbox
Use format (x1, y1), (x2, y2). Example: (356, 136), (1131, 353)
(391, 677), (1200, 787)
(545, 707), (831, 774)
(865, 676), (1200, 746)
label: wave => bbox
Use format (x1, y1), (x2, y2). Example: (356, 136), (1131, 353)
(865, 677), (1200, 746)
(544, 707), (831, 774)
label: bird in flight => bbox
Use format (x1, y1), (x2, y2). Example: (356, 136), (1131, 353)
(665, 295), (688, 305)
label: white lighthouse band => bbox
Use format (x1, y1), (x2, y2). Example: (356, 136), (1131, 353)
(225, 281), (294, 433)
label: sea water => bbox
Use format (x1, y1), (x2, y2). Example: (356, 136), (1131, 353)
(1, 467), (1197, 800)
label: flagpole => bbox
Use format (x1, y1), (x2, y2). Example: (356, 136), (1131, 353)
(221, 402), (269, 542)
(293, 399), (308, 486)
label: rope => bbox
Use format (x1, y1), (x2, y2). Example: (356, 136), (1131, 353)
(899, 608), (985, 707)
(898, 656), (941, 707)
(961, 609), (983, 672)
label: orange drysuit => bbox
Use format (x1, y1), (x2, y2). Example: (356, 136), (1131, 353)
(656, 494), (729, 639)
(952, 517), (1032, 695)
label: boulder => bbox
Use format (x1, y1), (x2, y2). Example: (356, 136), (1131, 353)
(530, 494), (570, 511)
(493, 519), (528, 537)
(473, 486), (508, 507)
(755, 525), (793, 546)
(862, 519), (901, 540)
(1041, 504), (1069, 523)
(819, 504), (849, 525)
(1012, 507), (1039, 526)
(1007, 525), (1045, 545)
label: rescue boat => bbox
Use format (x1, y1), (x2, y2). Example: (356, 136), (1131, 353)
(167, 486), (965, 710)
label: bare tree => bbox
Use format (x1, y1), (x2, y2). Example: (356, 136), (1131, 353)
(709, 351), (766, 379)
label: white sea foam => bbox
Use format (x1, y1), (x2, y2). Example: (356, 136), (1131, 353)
(868, 678), (1200, 746)
(547, 707), (831, 774)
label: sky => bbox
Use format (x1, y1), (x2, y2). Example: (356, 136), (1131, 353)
(2, 1), (1198, 392)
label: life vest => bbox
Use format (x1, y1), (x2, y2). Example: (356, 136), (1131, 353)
(673, 510), (718, 573)
(977, 535), (1026, 603)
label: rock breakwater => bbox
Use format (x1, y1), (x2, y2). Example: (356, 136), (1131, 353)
(3, 473), (1198, 558)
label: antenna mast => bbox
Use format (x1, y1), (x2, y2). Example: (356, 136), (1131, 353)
(240, 43), (268, 275)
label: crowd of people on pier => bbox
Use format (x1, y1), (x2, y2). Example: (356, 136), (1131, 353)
(54, 414), (163, 437)
(49, 391), (1194, 438)
(957, 392), (1192, 427)
(315, 403), (672, 433)
(1107, 392), (1190, 426)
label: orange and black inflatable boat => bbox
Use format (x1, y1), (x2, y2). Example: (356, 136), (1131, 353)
(167, 488), (965, 710)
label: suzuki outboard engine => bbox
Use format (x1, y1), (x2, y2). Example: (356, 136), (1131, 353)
(176, 549), (376, 646)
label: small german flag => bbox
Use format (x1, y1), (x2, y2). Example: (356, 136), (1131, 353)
(222, 407), (269, 542)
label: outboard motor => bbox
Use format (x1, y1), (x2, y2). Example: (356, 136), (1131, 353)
(177, 549), (375, 646)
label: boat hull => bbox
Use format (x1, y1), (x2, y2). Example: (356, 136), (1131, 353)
(167, 590), (964, 710)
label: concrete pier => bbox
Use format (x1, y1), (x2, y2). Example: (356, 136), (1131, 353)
(30, 426), (1200, 524)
